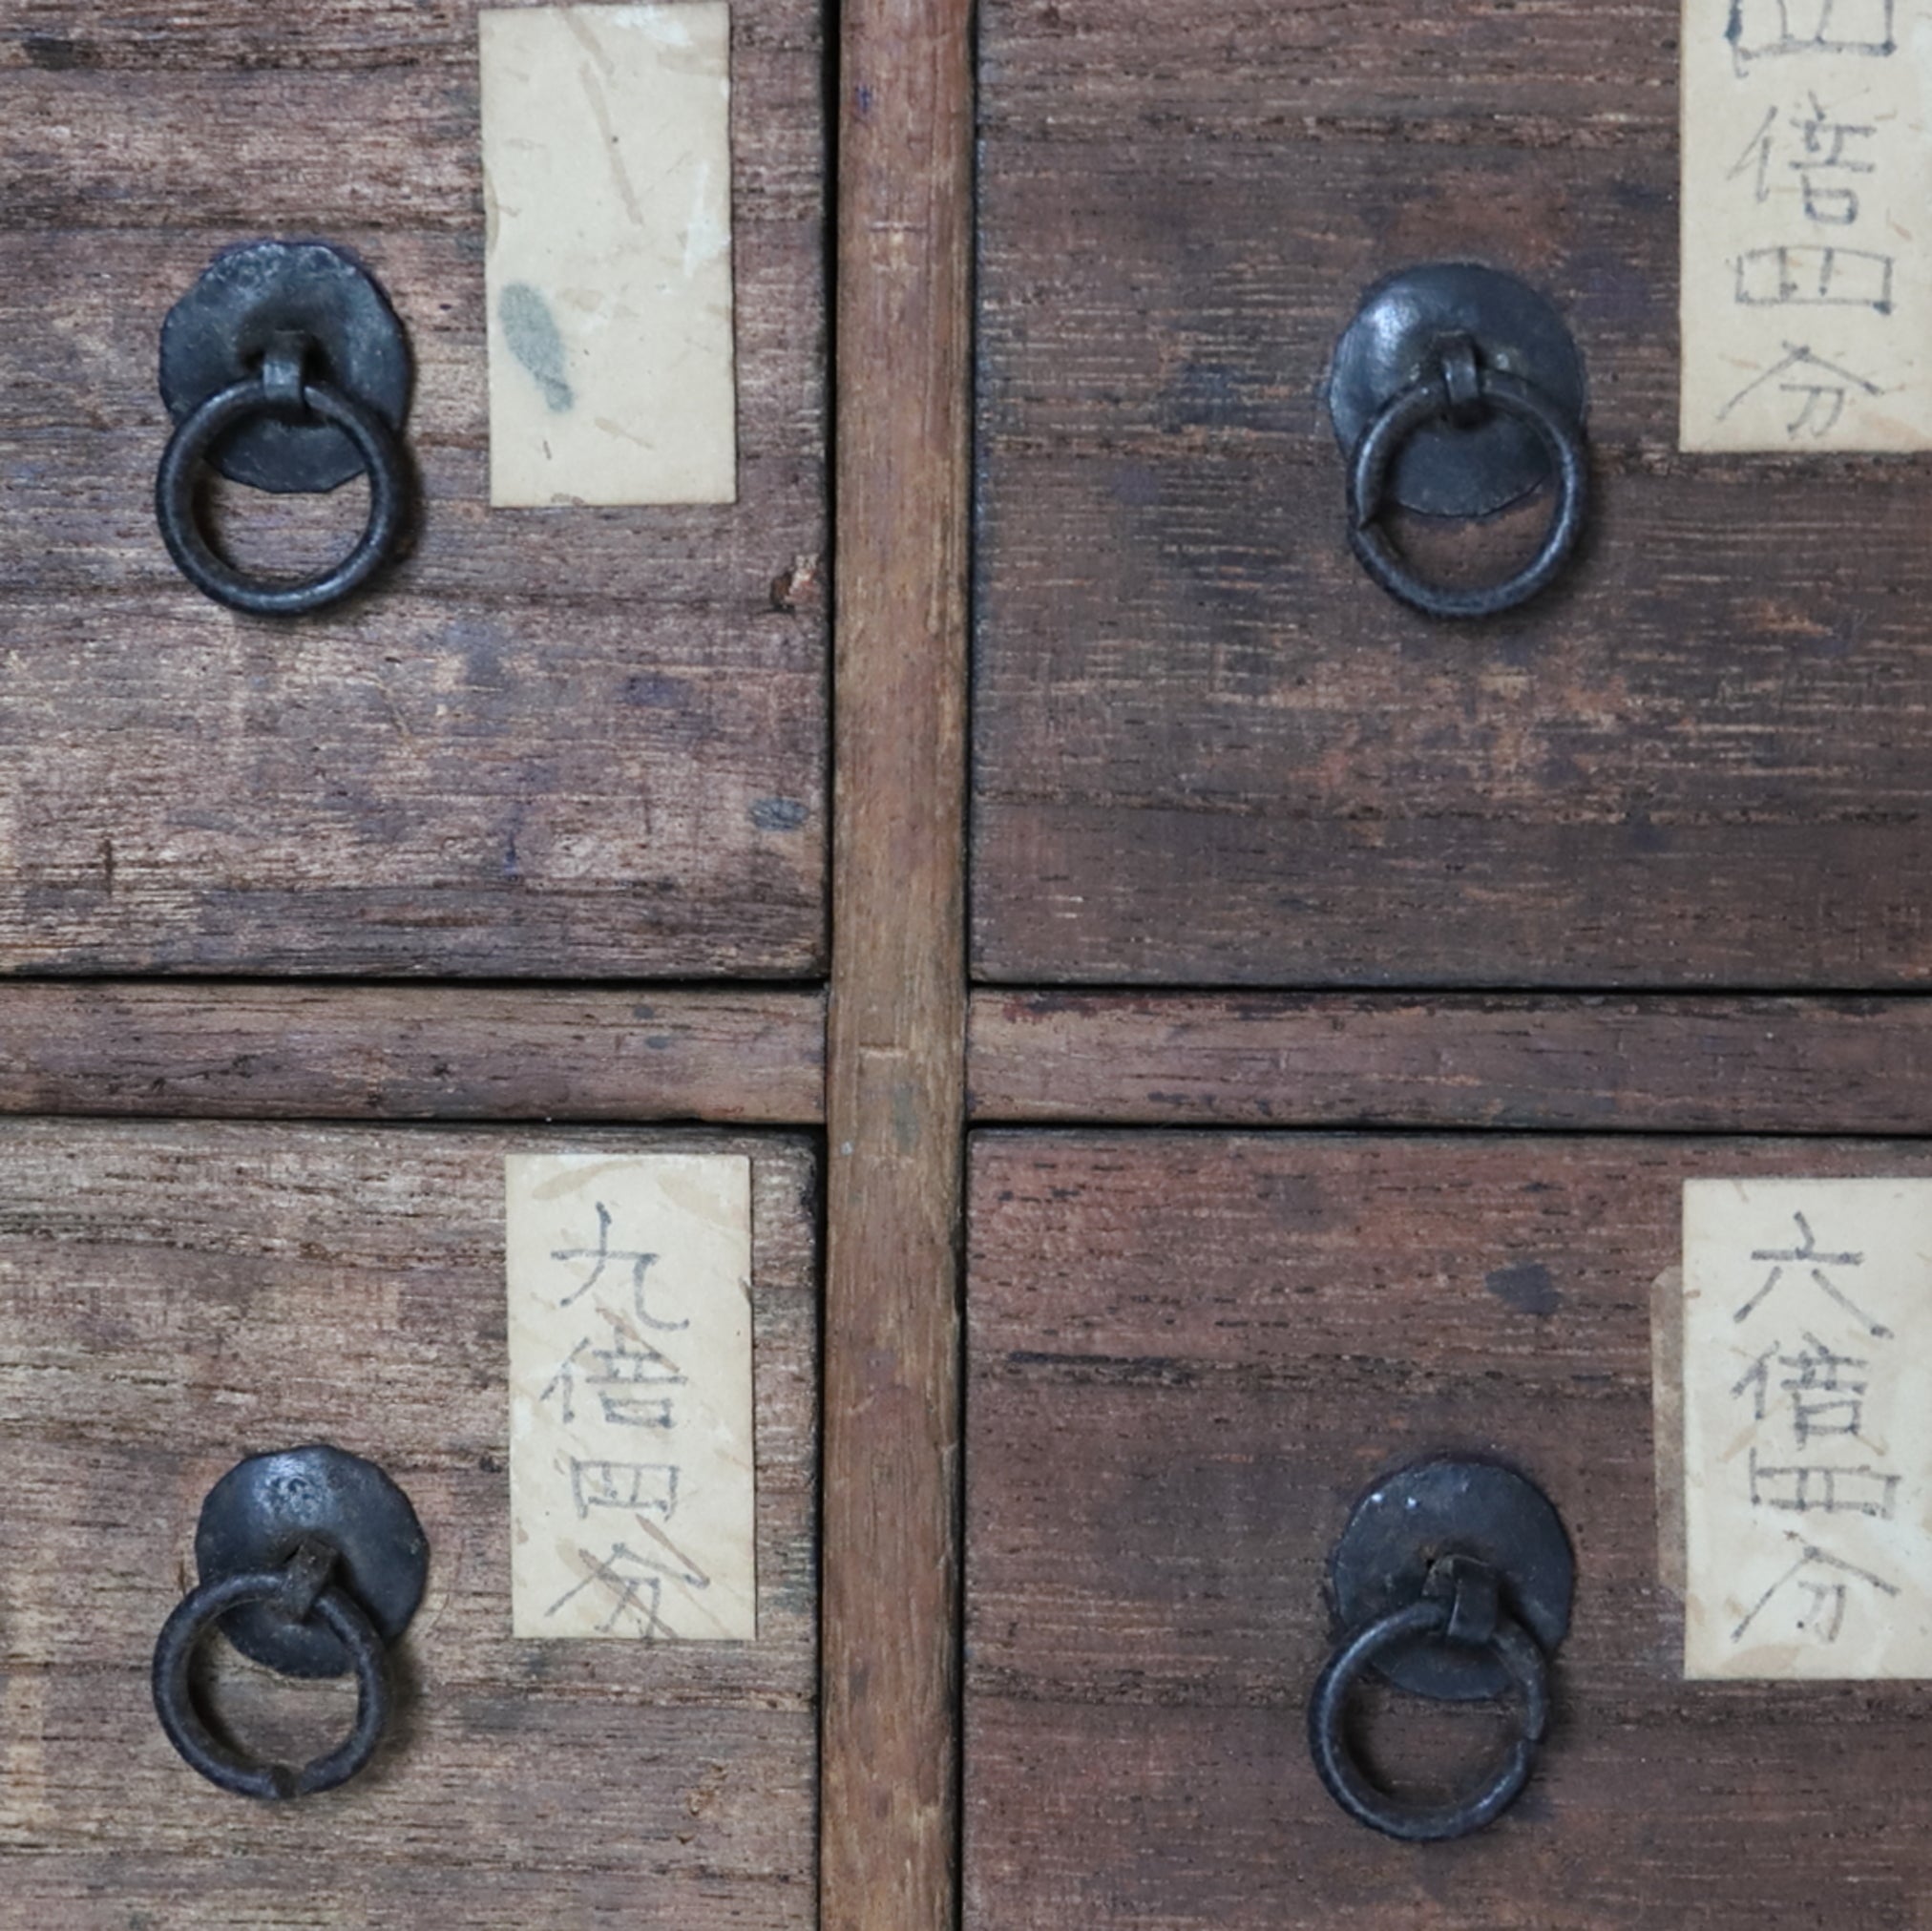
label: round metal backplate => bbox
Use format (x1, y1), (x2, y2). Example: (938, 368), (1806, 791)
(1327, 262), (1586, 520)
(1329, 1458), (1573, 1704)
(158, 240), (412, 494)
(195, 1444), (430, 1679)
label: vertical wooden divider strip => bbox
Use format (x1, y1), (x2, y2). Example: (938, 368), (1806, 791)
(822, 0), (974, 1922)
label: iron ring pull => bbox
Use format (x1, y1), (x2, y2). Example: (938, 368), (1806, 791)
(1308, 1564), (1552, 1843)
(152, 1536), (393, 1801)
(152, 1444), (429, 1800)
(155, 346), (410, 618)
(1347, 347), (1590, 622)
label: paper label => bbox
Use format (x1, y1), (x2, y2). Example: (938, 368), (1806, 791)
(507, 1152), (756, 1640)
(1680, 1177), (1932, 1677)
(1680, 1), (1932, 451)
(479, 4), (737, 505)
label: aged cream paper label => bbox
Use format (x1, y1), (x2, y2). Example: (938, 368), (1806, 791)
(507, 1152), (755, 1640)
(1681, 1178), (1932, 1678)
(479, 4), (737, 505)
(1681, 1), (1932, 451)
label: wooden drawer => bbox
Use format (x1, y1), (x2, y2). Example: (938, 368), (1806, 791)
(1, 1), (826, 976)
(971, 0), (1932, 988)
(0, 1122), (817, 1927)
(965, 1129), (1932, 1928)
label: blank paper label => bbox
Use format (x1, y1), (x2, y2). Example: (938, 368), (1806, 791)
(479, 4), (737, 505)
(507, 1152), (756, 1640)
(1680, 1178), (1932, 1678)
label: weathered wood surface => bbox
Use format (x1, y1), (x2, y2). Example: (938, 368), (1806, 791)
(0, 4), (826, 976)
(819, 0), (973, 1920)
(969, 991), (1932, 1131)
(966, 1131), (1932, 1929)
(0, 981), (826, 1122)
(977, 0), (1676, 137)
(0, 1122), (818, 1927)
(972, 1), (1932, 987)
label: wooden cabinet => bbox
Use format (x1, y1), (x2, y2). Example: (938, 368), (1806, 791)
(0, 1122), (818, 1926)
(16, 0), (1932, 1921)
(965, 1128), (1932, 1927)
(972, 0), (1932, 988)
(2, 0), (827, 976)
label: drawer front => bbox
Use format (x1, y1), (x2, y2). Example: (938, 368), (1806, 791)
(972, 0), (1932, 988)
(0, 1122), (817, 1927)
(966, 1130), (1932, 1928)
(2, 1), (826, 976)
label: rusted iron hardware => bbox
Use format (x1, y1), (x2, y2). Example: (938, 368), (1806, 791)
(155, 240), (414, 615)
(1328, 262), (1590, 619)
(152, 1444), (429, 1799)
(1308, 1456), (1574, 1841)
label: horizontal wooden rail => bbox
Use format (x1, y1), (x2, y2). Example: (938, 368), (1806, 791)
(0, 982), (825, 1123)
(968, 991), (1932, 1134)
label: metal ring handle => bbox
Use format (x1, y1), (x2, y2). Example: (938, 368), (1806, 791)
(1308, 1595), (1550, 1842)
(155, 375), (409, 616)
(1348, 367), (1588, 620)
(152, 1562), (392, 1799)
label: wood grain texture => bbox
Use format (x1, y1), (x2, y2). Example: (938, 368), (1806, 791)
(819, 0), (973, 1920)
(966, 1131), (1932, 1930)
(976, 0), (1676, 139)
(972, 0), (1932, 987)
(968, 991), (1932, 1131)
(0, 3), (827, 976)
(0, 981), (825, 1122)
(0, 1121), (818, 1928)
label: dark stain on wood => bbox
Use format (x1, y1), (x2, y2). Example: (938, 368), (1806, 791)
(20, 31), (100, 70)
(1486, 1258), (1560, 1317)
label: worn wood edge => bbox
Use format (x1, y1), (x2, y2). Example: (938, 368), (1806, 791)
(0, 982), (826, 1123)
(1651, 1261), (1688, 1612)
(821, 0), (974, 1921)
(967, 992), (1932, 1133)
